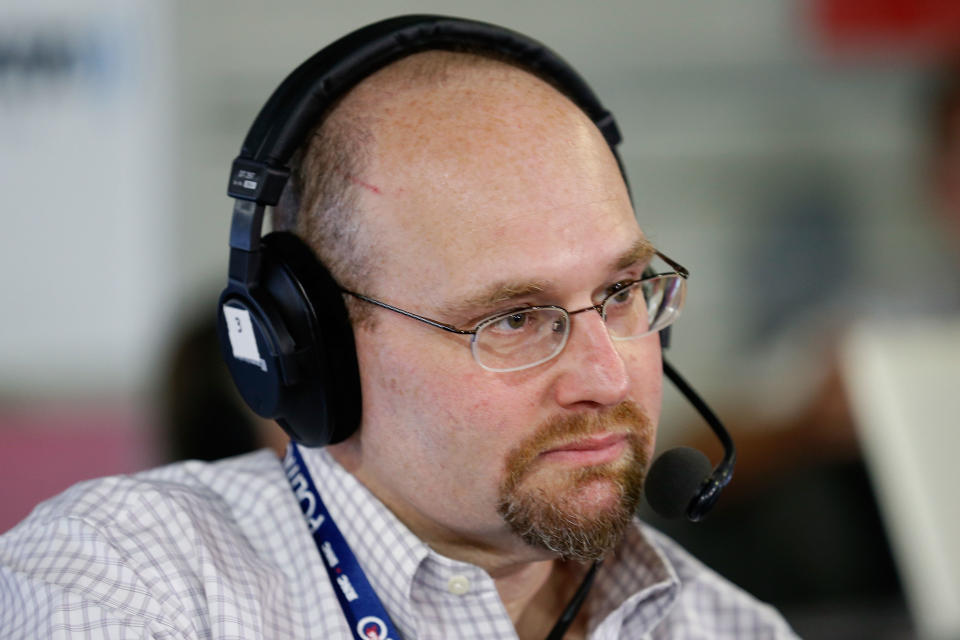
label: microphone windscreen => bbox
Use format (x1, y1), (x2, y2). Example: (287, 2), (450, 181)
(644, 446), (711, 519)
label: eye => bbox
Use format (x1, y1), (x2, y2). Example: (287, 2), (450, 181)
(481, 307), (564, 337)
(501, 313), (528, 330)
(488, 310), (536, 333)
(605, 281), (638, 305)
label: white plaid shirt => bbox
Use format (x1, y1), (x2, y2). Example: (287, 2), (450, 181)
(0, 447), (796, 639)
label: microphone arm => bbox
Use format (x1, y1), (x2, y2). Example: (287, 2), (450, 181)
(662, 357), (737, 521)
(541, 358), (738, 640)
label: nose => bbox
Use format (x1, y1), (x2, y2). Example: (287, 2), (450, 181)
(552, 308), (631, 409)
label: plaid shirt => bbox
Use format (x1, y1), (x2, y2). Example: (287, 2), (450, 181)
(0, 447), (796, 639)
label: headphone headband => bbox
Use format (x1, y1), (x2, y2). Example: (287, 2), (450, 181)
(227, 14), (621, 208)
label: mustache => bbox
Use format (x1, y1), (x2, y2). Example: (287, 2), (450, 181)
(501, 401), (652, 490)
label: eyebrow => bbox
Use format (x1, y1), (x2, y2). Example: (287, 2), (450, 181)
(613, 236), (656, 271)
(448, 235), (657, 321)
(448, 280), (549, 321)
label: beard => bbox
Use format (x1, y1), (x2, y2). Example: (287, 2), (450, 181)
(496, 402), (653, 562)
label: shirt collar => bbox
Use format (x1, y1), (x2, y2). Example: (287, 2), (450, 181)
(588, 522), (680, 636)
(298, 444), (680, 638)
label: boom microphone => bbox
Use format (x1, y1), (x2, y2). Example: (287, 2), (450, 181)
(644, 359), (737, 521)
(645, 446), (712, 519)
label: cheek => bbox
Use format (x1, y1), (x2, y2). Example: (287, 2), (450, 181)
(358, 336), (525, 508)
(356, 329), (503, 453)
(622, 337), (664, 421)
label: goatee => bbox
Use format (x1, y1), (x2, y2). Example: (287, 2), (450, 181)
(496, 402), (652, 561)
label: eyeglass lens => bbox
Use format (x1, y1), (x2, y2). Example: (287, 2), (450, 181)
(472, 308), (569, 372)
(608, 275), (685, 340)
(471, 274), (685, 372)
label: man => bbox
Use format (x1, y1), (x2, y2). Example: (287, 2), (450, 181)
(0, 19), (796, 639)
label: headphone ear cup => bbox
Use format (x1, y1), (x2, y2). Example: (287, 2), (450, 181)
(219, 232), (361, 447)
(217, 288), (288, 426)
(261, 231), (361, 446)
(260, 231), (362, 446)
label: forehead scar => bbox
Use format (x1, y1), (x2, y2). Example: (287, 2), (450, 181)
(346, 175), (383, 195)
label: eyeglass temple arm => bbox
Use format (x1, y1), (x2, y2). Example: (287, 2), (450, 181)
(343, 290), (476, 335)
(655, 251), (689, 278)
(662, 357), (736, 521)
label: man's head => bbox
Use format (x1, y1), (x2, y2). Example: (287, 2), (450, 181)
(283, 49), (665, 563)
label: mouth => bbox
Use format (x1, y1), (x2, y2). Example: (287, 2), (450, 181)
(538, 432), (630, 467)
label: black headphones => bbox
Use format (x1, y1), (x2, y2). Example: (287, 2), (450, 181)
(218, 14), (733, 521)
(218, 14), (631, 446)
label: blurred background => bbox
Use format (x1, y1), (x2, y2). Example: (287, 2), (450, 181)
(2, 0), (958, 637)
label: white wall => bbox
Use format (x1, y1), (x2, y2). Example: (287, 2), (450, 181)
(0, 0), (174, 398)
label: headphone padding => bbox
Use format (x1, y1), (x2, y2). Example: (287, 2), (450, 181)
(258, 231), (361, 446)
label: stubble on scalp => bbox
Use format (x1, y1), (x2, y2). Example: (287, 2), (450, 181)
(274, 50), (560, 328)
(497, 402), (653, 561)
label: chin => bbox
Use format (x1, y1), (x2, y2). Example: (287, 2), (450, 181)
(566, 475), (626, 516)
(498, 463), (645, 562)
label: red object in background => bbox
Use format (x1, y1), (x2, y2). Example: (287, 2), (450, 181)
(812, 0), (960, 54)
(0, 405), (152, 534)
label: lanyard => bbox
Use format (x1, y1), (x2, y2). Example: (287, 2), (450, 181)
(284, 443), (402, 640)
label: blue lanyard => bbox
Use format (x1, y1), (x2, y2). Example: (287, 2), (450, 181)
(284, 443), (403, 640)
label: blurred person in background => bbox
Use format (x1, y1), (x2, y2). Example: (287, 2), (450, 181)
(157, 308), (288, 462)
(929, 60), (960, 262)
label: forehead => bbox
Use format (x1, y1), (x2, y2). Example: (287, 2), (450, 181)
(449, 235), (655, 316)
(351, 52), (643, 304)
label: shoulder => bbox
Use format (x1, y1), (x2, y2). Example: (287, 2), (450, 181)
(0, 450), (324, 638)
(15, 449), (291, 549)
(641, 524), (799, 639)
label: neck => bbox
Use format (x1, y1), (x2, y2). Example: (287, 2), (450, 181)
(432, 552), (590, 640)
(410, 522), (591, 639)
(327, 442), (592, 639)
(492, 558), (554, 620)
(503, 558), (592, 640)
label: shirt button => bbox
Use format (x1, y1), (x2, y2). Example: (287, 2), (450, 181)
(447, 575), (470, 595)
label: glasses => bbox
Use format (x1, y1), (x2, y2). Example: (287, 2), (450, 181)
(344, 250), (688, 373)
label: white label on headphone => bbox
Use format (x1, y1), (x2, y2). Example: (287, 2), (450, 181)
(223, 305), (267, 371)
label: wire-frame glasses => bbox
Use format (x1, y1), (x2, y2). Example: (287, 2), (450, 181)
(344, 250), (688, 372)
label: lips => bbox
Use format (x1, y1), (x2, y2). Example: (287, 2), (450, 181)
(539, 432), (629, 465)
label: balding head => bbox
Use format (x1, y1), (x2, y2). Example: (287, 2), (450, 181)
(277, 50), (622, 324)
